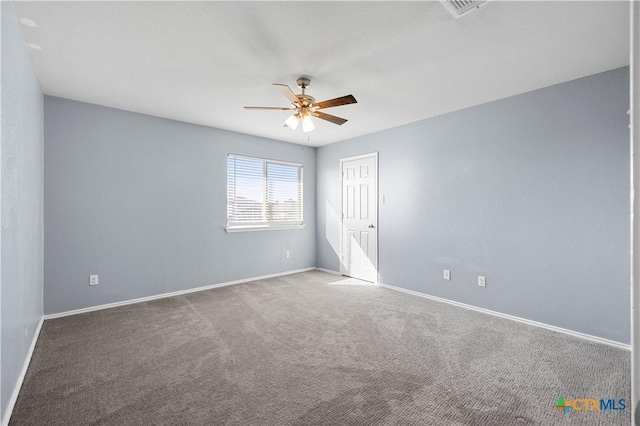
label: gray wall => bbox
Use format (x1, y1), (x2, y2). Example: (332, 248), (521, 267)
(317, 68), (630, 344)
(44, 97), (315, 315)
(1, 1), (44, 421)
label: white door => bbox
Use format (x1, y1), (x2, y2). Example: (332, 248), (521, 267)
(341, 154), (378, 282)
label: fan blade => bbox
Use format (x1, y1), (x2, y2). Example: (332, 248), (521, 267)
(273, 83), (300, 106)
(312, 111), (348, 125)
(313, 94), (357, 110)
(244, 106), (295, 111)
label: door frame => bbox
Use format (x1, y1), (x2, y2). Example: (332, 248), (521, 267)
(339, 152), (379, 283)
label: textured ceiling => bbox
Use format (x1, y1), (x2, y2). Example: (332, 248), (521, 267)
(13, 1), (630, 147)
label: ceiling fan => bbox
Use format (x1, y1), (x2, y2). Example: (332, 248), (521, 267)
(244, 77), (357, 133)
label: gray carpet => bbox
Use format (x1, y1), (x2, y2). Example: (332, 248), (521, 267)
(10, 270), (630, 425)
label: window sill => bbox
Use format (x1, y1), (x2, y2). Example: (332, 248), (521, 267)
(225, 224), (305, 233)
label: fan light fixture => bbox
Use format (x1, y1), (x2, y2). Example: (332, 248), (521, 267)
(284, 114), (299, 130)
(301, 111), (314, 133)
(244, 77), (357, 133)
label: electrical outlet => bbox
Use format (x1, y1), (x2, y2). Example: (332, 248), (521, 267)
(443, 269), (451, 280)
(478, 276), (486, 287)
(89, 274), (99, 286)
(285, 250), (290, 259)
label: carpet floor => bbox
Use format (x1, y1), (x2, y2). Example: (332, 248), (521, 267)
(10, 270), (630, 425)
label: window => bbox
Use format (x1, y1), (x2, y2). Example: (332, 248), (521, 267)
(226, 154), (303, 231)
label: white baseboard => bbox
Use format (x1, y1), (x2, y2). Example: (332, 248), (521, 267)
(45, 267), (316, 320)
(378, 282), (630, 351)
(315, 267), (342, 276)
(1, 315), (45, 426)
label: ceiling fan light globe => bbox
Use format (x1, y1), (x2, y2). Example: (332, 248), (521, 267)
(284, 114), (299, 130)
(302, 115), (315, 133)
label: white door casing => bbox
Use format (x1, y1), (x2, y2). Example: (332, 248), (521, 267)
(340, 153), (378, 282)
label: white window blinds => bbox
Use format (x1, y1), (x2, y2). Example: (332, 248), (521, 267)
(227, 154), (303, 229)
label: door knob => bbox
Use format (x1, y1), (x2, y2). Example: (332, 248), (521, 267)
(368, 224), (375, 229)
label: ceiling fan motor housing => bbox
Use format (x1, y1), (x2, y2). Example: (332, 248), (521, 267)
(296, 94), (315, 108)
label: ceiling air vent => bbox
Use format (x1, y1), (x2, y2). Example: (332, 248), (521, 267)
(440, 0), (486, 18)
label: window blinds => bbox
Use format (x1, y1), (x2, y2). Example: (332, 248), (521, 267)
(227, 155), (303, 228)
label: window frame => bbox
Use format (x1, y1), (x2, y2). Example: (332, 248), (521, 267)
(226, 154), (304, 232)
